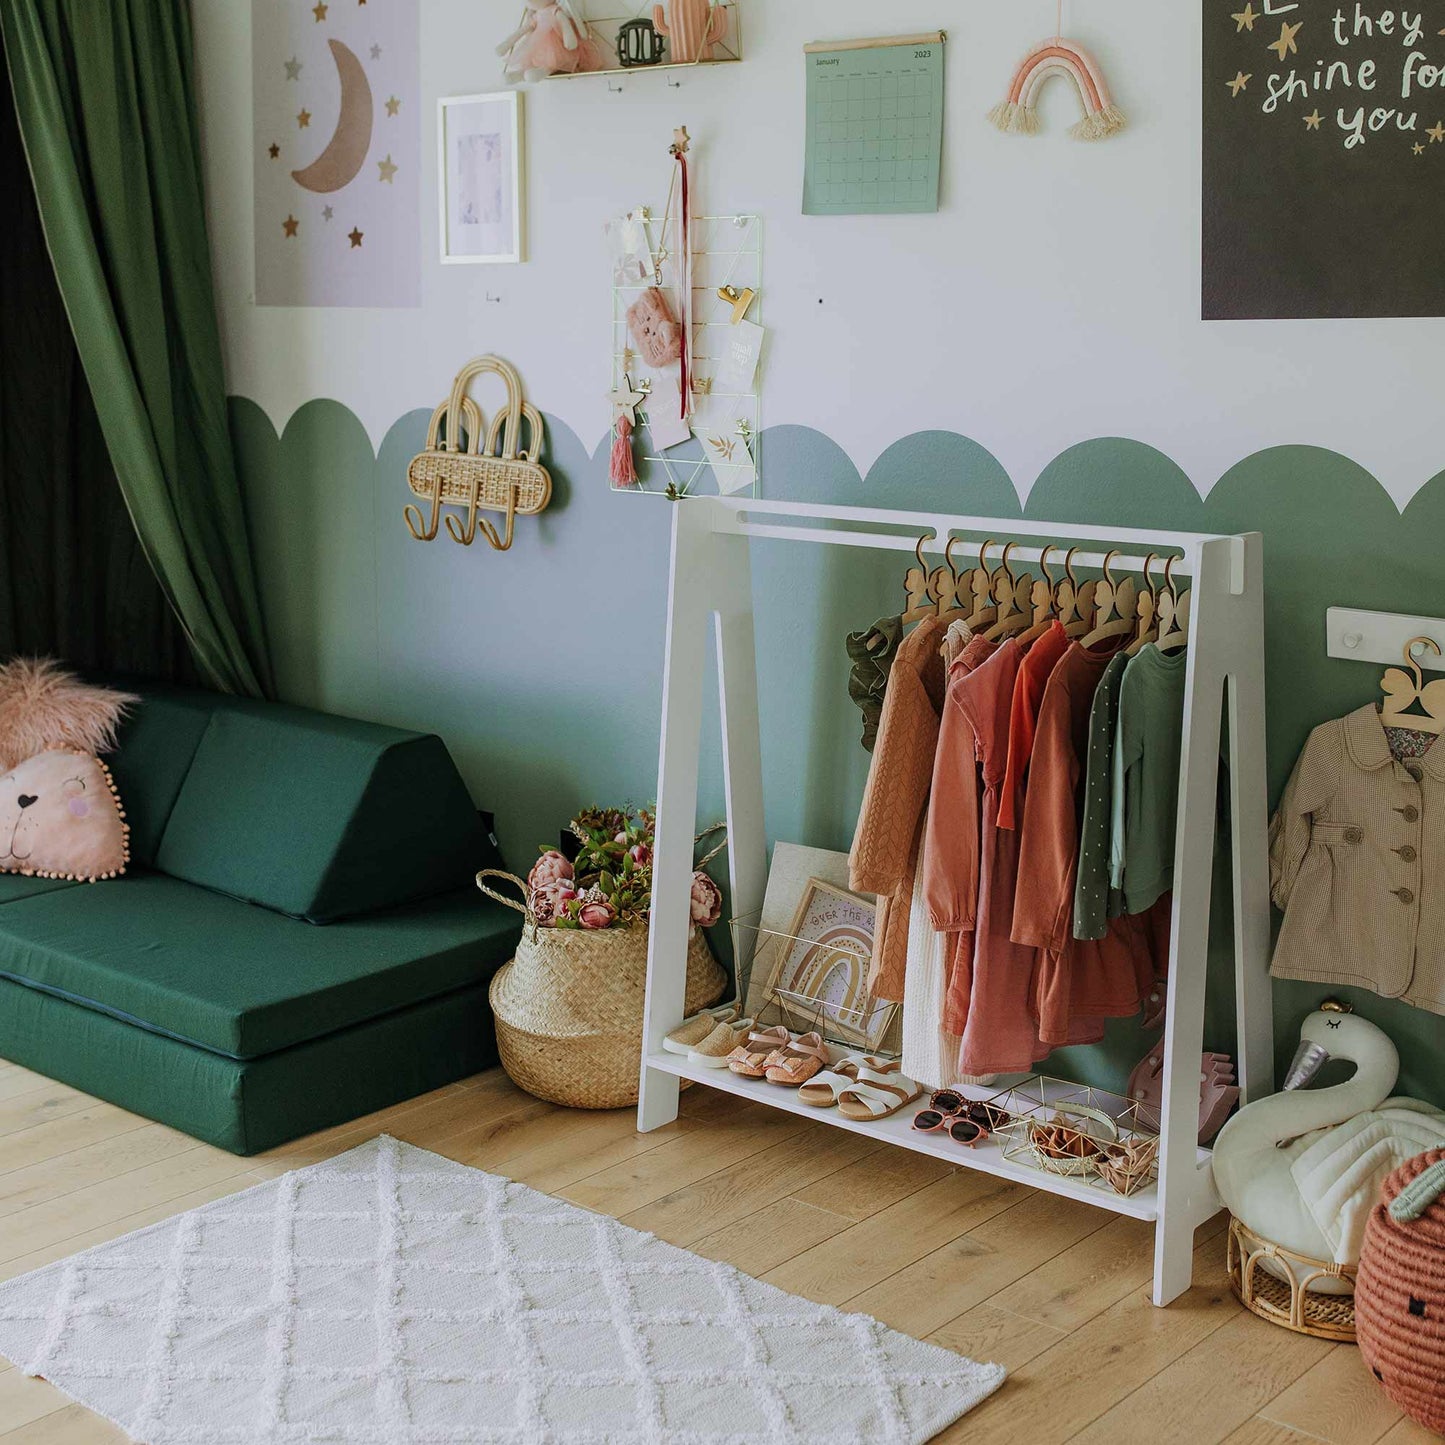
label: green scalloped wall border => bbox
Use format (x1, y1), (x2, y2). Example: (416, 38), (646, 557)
(230, 397), (1445, 1106)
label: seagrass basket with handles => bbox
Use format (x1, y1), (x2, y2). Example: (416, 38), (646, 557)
(479, 870), (727, 1109)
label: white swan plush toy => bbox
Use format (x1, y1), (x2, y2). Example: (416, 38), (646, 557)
(1213, 1004), (1445, 1285)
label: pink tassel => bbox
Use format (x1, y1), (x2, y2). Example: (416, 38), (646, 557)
(610, 413), (638, 486)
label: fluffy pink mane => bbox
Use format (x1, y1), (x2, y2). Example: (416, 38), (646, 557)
(0, 658), (139, 772)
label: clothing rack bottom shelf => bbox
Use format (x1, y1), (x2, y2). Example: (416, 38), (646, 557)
(643, 1050), (1218, 1225)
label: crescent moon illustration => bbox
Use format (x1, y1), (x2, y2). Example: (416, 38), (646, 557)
(290, 39), (372, 193)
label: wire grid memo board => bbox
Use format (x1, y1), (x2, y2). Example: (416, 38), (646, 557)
(611, 212), (762, 498)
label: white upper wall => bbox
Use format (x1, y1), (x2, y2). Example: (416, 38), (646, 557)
(193, 0), (1444, 507)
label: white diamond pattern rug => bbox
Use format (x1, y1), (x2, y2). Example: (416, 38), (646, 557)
(0, 1135), (1004, 1443)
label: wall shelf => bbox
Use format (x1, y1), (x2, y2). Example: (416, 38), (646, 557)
(544, 3), (741, 81)
(546, 56), (740, 81)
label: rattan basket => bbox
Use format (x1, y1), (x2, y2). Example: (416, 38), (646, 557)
(480, 870), (727, 1110)
(1227, 1215), (1357, 1342)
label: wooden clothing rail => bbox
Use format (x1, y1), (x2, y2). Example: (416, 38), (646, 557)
(637, 496), (1273, 1307)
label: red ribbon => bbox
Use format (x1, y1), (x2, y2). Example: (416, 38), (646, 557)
(677, 151), (690, 418)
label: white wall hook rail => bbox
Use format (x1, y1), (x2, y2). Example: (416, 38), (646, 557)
(1327, 607), (1445, 670)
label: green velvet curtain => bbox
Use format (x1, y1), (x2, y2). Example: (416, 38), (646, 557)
(0, 0), (274, 698)
(0, 62), (190, 680)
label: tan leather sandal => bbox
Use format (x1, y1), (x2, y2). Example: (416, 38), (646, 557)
(797, 1055), (897, 1108)
(836, 1066), (923, 1122)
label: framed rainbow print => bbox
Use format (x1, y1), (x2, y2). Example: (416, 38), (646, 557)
(761, 878), (889, 1050)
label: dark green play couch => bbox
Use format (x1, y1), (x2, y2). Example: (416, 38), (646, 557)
(0, 683), (522, 1154)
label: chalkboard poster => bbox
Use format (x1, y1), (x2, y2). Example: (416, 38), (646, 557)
(1204, 1), (1445, 318)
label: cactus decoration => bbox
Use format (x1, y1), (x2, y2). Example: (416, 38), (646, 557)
(652, 0), (726, 64)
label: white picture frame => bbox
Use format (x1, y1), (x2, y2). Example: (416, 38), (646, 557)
(438, 91), (524, 265)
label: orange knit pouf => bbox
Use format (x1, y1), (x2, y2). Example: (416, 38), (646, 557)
(1355, 1147), (1445, 1436)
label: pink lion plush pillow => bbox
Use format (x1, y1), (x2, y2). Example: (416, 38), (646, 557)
(0, 750), (129, 882)
(0, 658), (137, 772)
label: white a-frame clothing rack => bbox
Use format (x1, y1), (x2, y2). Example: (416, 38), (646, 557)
(638, 496), (1274, 1307)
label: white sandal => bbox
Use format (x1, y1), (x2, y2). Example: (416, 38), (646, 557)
(797, 1055), (897, 1108)
(836, 1066), (923, 1122)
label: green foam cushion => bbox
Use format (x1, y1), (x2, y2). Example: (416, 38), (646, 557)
(0, 872), (521, 1058)
(0, 874), (77, 905)
(102, 684), (215, 866)
(0, 970), (501, 1154)
(154, 698), (499, 921)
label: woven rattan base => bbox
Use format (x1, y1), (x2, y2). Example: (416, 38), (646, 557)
(1227, 1215), (1357, 1342)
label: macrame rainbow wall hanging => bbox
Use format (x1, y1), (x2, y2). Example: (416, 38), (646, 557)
(988, 37), (1125, 141)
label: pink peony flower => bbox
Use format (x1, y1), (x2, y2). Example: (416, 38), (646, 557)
(528, 850), (573, 891)
(630, 843), (652, 866)
(578, 898), (617, 930)
(614, 831), (629, 845)
(530, 886), (559, 925)
(690, 871), (723, 928)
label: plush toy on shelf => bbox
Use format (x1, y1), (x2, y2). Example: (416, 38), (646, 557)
(498, 1), (606, 83)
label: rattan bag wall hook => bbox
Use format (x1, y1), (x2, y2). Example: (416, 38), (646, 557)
(405, 355), (552, 552)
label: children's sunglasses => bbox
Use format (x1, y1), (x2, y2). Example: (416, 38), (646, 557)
(911, 1110), (991, 1147)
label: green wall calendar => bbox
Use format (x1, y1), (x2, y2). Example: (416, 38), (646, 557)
(803, 32), (945, 216)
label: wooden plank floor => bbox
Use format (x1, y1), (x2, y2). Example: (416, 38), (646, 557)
(0, 1058), (1432, 1445)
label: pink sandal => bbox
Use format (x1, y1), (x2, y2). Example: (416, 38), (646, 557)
(726, 1025), (790, 1078)
(764, 1032), (829, 1087)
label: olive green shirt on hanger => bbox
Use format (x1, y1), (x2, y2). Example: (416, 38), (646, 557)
(1109, 644), (1187, 916)
(1073, 650), (1128, 939)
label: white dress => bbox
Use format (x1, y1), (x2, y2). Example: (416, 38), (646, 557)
(899, 618), (993, 1087)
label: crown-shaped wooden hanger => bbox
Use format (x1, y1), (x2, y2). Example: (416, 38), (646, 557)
(1381, 635), (1445, 736)
(966, 539), (1001, 631)
(902, 532), (938, 624)
(1127, 553), (1161, 656)
(1155, 554), (1190, 653)
(986, 542), (1034, 641)
(1017, 544), (1063, 647)
(938, 537), (977, 623)
(1082, 549), (1138, 649)
(1057, 547), (1098, 638)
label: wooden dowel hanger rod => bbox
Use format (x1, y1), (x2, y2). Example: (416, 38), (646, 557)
(805, 32), (945, 53)
(733, 522), (1188, 580)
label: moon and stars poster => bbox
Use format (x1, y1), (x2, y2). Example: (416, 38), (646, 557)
(1204, 0), (1445, 318)
(253, 0), (420, 307)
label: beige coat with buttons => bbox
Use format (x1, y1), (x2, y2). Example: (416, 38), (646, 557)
(1269, 704), (1443, 1014)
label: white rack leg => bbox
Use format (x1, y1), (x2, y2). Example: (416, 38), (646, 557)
(639, 504), (714, 1132)
(1153, 538), (1228, 1305)
(714, 576), (769, 993)
(1227, 536), (1274, 1105)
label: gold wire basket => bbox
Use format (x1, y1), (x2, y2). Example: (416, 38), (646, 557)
(985, 1077), (1161, 1198)
(731, 904), (898, 1055)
